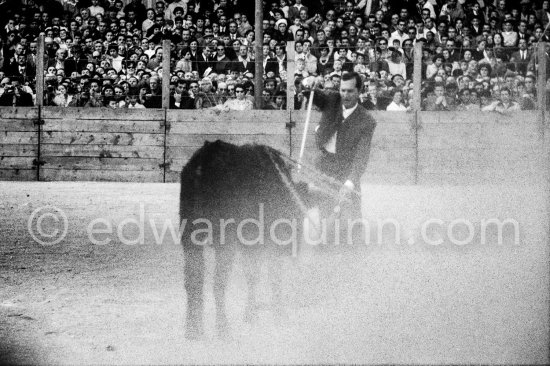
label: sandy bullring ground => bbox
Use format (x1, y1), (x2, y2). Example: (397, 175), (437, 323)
(0, 182), (548, 364)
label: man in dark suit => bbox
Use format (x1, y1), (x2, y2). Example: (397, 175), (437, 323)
(212, 44), (232, 75)
(510, 38), (532, 75)
(0, 77), (33, 106)
(65, 45), (89, 76)
(12, 54), (36, 83)
(304, 72), (377, 245)
(196, 45), (216, 78)
(231, 44), (255, 76)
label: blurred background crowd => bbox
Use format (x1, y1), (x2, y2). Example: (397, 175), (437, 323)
(0, 0), (549, 110)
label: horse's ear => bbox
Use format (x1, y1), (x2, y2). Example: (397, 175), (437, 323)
(203, 140), (211, 147)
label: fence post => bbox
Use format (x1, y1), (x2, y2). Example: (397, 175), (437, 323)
(35, 33), (45, 107)
(412, 42), (423, 185)
(537, 41), (547, 112)
(285, 41), (295, 157)
(162, 39), (171, 109)
(412, 42), (422, 112)
(35, 33), (45, 181)
(286, 41), (295, 112)
(254, 0), (263, 108)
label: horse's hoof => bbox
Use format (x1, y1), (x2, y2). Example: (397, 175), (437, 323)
(243, 306), (259, 324)
(217, 324), (231, 341)
(185, 324), (204, 341)
(274, 306), (289, 323)
(216, 315), (231, 340)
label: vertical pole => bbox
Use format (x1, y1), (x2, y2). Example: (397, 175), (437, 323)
(36, 34), (45, 181)
(412, 42), (422, 112)
(162, 39), (171, 109)
(537, 41), (547, 112)
(286, 41), (296, 159)
(163, 109), (167, 183)
(412, 42), (423, 185)
(286, 41), (295, 112)
(254, 0), (263, 108)
(36, 34), (45, 107)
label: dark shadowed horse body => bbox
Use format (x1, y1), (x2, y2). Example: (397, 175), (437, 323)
(179, 140), (323, 340)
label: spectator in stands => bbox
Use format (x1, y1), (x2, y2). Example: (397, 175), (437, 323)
(273, 90), (286, 109)
(0, 77), (33, 106)
(143, 76), (162, 108)
(386, 89), (408, 111)
(482, 87), (521, 111)
(456, 88), (477, 111)
(194, 78), (219, 109)
(0, 0), (547, 110)
(424, 82), (451, 110)
(387, 47), (407, 79)
(220, 82), (253, 110)
(170, 79), (194, 109)
(213, 44), (231, 75)
(260, 89), (275, 109)
(52, 83), (73, 106)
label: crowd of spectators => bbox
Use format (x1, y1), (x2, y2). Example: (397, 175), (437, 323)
(0, 0), (549, 110)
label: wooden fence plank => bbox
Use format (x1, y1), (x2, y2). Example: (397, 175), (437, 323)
(42, 157), (162, 171)
(0, 132), (38, 144)
(42, 144), (164, 158)
(362, 171), (415, 185)
(0, 108), (39, 181)
(0, 107), (547, 185)
(165, 171), (181, 183)
(417, 111), (544, 184)
(166, 134), (289, 149)
(43, 120), (164, 134)
(0, 169), (37, 181)
(418, 170), (543, 185)
(0, 157), (36, 169)
(167, 157), (199, 173)
(166, 109), (288, 123)
(41, 169), (164, 182)
(41, 107), (164, 121)
(0, 119), (38, 132)
(0, 107), (39, 120)
(168, 122), (287, 135)
(0, 144), (38, 157)
(41, 132), (164, 146)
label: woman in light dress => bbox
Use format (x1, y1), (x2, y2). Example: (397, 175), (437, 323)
(219, 83), (253, 110)
(386, 89), (409, 111)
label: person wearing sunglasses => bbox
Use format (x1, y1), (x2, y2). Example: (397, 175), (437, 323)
(213, 45), (231, 75)
(219, 83), (253, 110)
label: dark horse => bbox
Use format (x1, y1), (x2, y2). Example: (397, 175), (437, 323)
(180, 140), (324, 340)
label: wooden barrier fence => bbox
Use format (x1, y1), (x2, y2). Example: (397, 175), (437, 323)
(0, 108), (547, 186)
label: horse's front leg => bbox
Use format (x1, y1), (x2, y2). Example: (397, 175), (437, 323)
(213, 245), (235, 339)
(242, 249), (260, 324)
(268, 254), (288, 322)
(184, 245), (205, 340)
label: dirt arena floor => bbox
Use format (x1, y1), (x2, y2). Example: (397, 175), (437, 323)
(0, 181), (548, 365)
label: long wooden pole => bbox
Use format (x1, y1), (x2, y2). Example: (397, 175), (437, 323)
(254, 0), (263, 108)
(298, 90), (314, 169)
